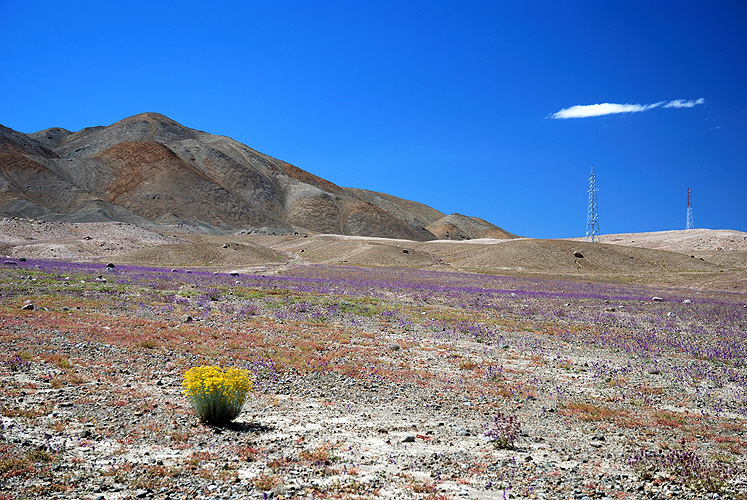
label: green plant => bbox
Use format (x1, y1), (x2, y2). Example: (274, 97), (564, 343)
(0, 445), (56, 479)
(299, 444), (337, 466)
(630, 446), (732, 493)
(26, 449), (55, 463)
(484, 412), (521, 449)
(52, 355), (72, 369)
(253, 473), (282, 491)
(4, 354), (31, 372)
(182, 366), (253, 425)
(408, 479), (437, 493)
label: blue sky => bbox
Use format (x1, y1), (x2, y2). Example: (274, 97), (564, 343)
(1, 1), (745, 238)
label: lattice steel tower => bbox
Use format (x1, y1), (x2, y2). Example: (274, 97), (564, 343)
(586, 166), (600, 242)
(686, 188), (694, 230)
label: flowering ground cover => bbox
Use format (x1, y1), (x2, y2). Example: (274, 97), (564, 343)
(1, 258), (746, 499)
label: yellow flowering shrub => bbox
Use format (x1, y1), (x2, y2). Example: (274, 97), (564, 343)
(182, 366), (253, 425)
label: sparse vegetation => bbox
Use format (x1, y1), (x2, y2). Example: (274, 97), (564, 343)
(0, 257), (745, 498)
(484, 412), (521, 449)
(630, 445), (733, 493)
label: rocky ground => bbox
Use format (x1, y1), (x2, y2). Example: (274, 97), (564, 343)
(0, 218), (183, 260)
(1, 258), (746, 499)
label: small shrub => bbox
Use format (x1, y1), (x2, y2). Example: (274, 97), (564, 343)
(182, 366), (253, 425)
(4, 355), (31, 372)
(26, 449), (55, 463)
(67, 373), (87, 385)
(530, 354), (545, 366)
(630, 447), (732, 493)
(253, 473), (282, 491)
(484, 412), (521, 449)
(52, 355), (72, 370)
(0, 448), (33, 478)
(137, 340), (157, 349)
(1, 404), (48, 419)
(0, 445), (56, 479)
(408, 479), (436, 493)
(561, 401), (617, 422)
(653, 409), (689, 428)
(459, 360), (478, 370)
(168, 430), (190, 443)
(299, 445), (337, 466)
(424, 493), (453, 500)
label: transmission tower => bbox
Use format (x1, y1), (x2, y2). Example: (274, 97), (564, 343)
(586, 166), (600, 242)
(686, 188), (694, 229)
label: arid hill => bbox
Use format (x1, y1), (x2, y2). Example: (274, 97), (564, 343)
(2, 217), (745, 292)
(0, 114), (513, 241)
(571, 228), (747, 253)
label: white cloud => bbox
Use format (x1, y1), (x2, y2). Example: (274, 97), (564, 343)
(664, 98), (705, 108)
(550, 102), (661, 119)
(549, 98), (704, 119)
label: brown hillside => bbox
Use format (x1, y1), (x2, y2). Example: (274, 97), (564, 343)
(340, 198), (433, 240)
(2, 113), (503, 240)
(0, 125), (59, 159)
(0, 152), (100, 215)
(276, 160), (347, 197)
(93, 141), (272, 229)
(343, 187), (443, 241)
(426, 213), (517, 240)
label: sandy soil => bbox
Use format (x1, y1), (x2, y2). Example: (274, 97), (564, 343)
(569, 229), (747, 252)
(3, 218), (746, 292)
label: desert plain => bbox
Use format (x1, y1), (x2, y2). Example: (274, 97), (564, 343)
(1, 218), (747, 500)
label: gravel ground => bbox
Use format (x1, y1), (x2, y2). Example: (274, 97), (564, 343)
(1, 332), (663, 500)
(1, 260), (746, 499)
(0, 218), (182, 260)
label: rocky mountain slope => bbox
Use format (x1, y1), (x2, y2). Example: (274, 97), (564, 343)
(0, 113), (513, 241)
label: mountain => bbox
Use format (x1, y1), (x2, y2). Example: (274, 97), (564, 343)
(0, 113), (515, 241)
